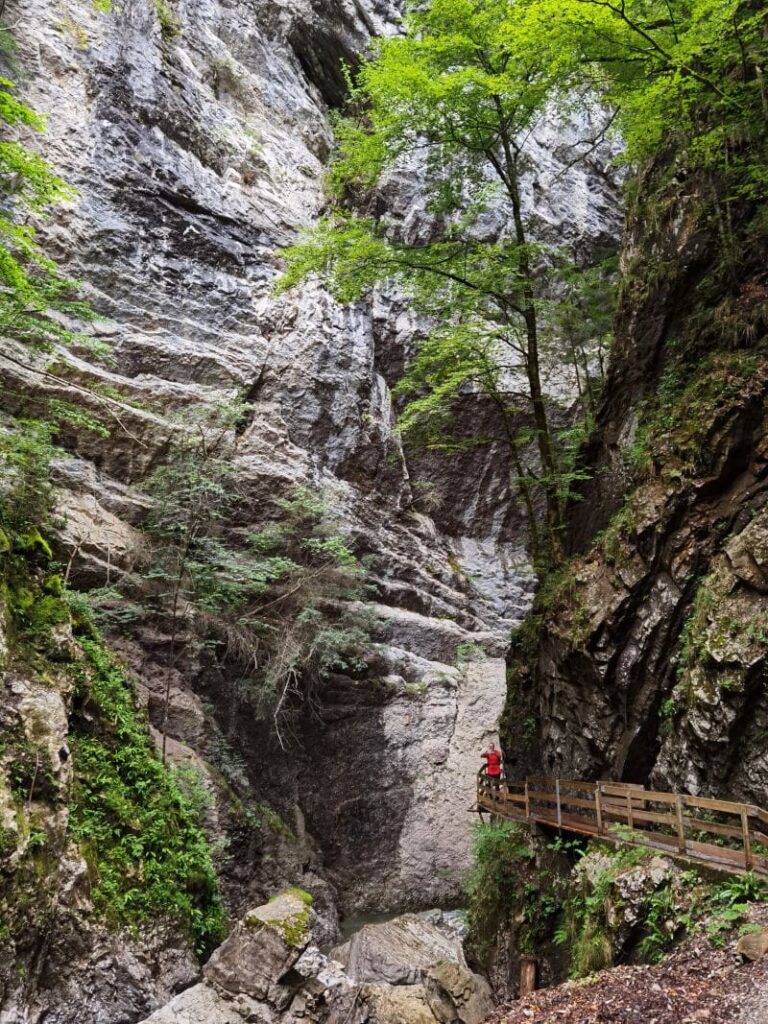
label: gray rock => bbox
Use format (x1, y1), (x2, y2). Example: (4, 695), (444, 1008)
(423, 960), (496, 1024)
(0, 0), (618, 1012)
(204, 892), (311, 1002)
(336, 913), (466, 985)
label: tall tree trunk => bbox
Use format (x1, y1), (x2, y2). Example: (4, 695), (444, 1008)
(489, 112), (564, 561)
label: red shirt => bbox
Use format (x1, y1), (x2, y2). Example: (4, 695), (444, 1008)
(483, 750), (502, 776)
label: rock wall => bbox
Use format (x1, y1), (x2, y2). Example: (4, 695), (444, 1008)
(4, 0), (518, 929)
(1, 0), (618, 1014)
(511, 154), (768, 806)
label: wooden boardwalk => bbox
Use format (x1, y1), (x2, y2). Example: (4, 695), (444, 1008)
(476, 774), (768, 876)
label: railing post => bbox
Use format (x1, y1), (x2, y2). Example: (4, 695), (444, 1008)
(524, 780), (530, 820)
(595, 782), (603, 834)
(675, 794), (686, 854)
(555, 778), (562, 828)
(741, 807), (753, 871)
(519, 955), (537, 997)
(626, 789), (634, 831)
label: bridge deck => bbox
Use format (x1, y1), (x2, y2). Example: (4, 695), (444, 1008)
(476, 776), (768, 877)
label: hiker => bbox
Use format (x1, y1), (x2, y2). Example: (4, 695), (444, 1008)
(481, 741), (503, 790)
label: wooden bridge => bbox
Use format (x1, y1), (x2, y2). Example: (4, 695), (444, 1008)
(476, 774), (768, 876)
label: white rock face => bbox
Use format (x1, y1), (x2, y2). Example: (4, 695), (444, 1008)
(2, 0), (618, 964)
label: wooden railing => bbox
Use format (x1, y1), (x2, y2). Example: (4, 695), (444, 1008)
(476, 773), (768, 876)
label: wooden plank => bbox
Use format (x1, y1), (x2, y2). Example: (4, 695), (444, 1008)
(594, 783), (632, 797)
(526, 789), (559, 802)
(555, 795), (602, 813)
(556, 781), (599, 793)
(498, 792), (527, 805)
(641, 791), (681, 805)
(599, 805), (671, 827)
(682, 794), (746, 814)
(682, 816), (745, 841)
(595, 784), (603, 834)
(598, 782), (650, 797)
(477, 777), (768, 880)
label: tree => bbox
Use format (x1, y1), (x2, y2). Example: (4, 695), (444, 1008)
(530, 0), (768, 265)
(278, 0), (607, 564)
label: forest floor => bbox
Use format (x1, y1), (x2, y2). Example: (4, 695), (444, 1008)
(486, 931), (768, 1024)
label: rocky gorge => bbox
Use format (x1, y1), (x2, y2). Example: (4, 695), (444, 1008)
(2, 0), (767, 1020)
(0, 0), (622, 1017)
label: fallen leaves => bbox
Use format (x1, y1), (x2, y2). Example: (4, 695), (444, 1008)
(486, 931), (768, 1024)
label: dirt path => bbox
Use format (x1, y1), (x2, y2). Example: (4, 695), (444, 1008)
(486, 934), (768, 1024)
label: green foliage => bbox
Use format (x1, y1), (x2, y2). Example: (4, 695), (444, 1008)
(69, 638), (226, 955)
(558, 847), (768, 977)
(0, 78), (95, 350)
(534, 0), (768, 204)
(597, 500), (640, 569)
(0, 539), (225, 961)
(110, 406), (370, 748)
(465, 821), (535, 963)
(278, 0), (626, 563)
(455, 641), (485, 666)
(556, 845), (662, 977)
(154, 0), (181, 39)
(0, 418), (59, 536)
(627, 351), (768, 482)
(262, 888), (313, 946)
(703, 873), (768, 944)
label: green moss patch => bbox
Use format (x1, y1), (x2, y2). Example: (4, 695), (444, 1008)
(69, 639), (227, 956)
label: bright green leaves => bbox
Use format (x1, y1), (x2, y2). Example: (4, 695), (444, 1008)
(278, 216), (395, 302)
(531, 0), (767, 178)
(0, 417), (60, 536)
(0, 78), (94, 349)
(331, 0), (560, 202)
(69, 639), (226, 956)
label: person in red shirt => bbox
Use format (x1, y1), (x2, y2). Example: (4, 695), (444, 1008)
(481, 741), (503, 790)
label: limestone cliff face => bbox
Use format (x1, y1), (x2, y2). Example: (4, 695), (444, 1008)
(1, 0), (617, 1016)
(6, 0), (517, 935)
(513, 156), (768, 806)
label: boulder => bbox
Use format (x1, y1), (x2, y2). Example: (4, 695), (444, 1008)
(327, 983), (438, 1024)
(424, 960), (495, 1024)
(334, 913), (466, 985)
(737, 928), (768, 961)
(203, 890), (312, 1003)
(139, 982), (274, 1024)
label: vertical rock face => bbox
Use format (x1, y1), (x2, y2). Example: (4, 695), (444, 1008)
(518, 156), (768, 807)
(7, 0), (520, 928)
(1, 1), (618, 1007)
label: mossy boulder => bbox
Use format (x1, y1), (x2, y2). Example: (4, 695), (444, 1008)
(204, 889), (313, 1002)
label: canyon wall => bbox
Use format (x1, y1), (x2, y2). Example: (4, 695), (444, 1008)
(511, 154), (768, 807)
(0, 0), (617, 1017)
